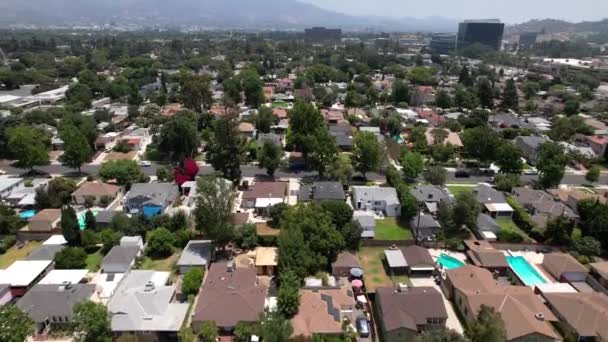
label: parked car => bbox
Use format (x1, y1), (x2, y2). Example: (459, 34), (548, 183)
(357, 317), (370, 337)
(138, 161), (151, 167)
(455, 170), (470, 178)
(523, 168), (538, 175)
(0, 169), (6, 175)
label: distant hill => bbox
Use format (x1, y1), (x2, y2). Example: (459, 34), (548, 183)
(507, 18), (608, 35)
(0, 0), (458, 32)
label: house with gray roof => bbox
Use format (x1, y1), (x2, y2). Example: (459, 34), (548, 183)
(329, 123), (354, 150)
(17, 283), (96, 334)
(511, 187), (578, 229)
(298, 181), (346, 203)
(26, 244), (65, 261)
(102, 243), (142, 274)
(489, 113), (534, 131)
(124, 183), (178, 218)
(473, 184), (514, 219)
(94, 210), (119, 229)
(475, 213), (501, 241)
(514, 135), (550, 165)
(353, 211), (376, 239)
(410, 214), (441, 241)
(108, 271), (188, 341)
(410, 185), (451, 213)
(177, 240), (212, 274)
(352, 186), (401, 217)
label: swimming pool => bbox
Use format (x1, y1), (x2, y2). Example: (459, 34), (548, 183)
(77, 210), (99, 230)
(506, 256), (547, 286)
(19, 209), (37, 220)
(437, 254), (465, 270)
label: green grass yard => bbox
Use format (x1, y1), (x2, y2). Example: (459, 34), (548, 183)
(86, 251), (103, 272)
(447, 185), (474, 197)
(375, 218), (413, 241)
(140, 250), (182, 272)
(497, 219), (533, 242)
(359, 247), (410, 293)
(0, 241), (42, 268)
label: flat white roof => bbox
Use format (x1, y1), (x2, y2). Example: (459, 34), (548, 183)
(38, 269), (89, 285)
(535, 282), (578, 294)
(43, 235), (67, 245)
(481, 231), (498, 239)
(0, 95), (21, 103)
(0, 260), (52, 287)
(485, 203), (514, 212)
(384, 249), (407, 268)
(255, 198), (284, 208)
(91, 272), (125, 300)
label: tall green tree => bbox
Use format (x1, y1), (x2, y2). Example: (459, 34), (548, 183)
(327, 154), (353, 186)
(146, 227), (176, 258)
(59, 125), (92, 173)
(206, 115), (244, 183)
(466, 305), (507, 342)
(182, 267), (204, 297)
(537, 142), (568, 189)
(223, 77), (243, 104)
(391, 79), (410, 105)
(477, 77), (494, 109)
(194, 176), (237, 250)
(61, 205), (81, 246)
(99, 160), (143, 186)
(180, 75), (212, 112)
(401, 151), (425, 181)
(66, 83), (94, 110)
(240, 69), (265, 108)
(258, 140), (283, 177)
(425, 166), (448, 186)
(8, 126), (50, 172)
(544, 216), (575, 245)
(586, 166), (600, 183)
(287, 101), (325, 152)
(303, 127), (338, 177)
(277, 270), (301, 318)
(500, 78), (519, 111)
(352, 132), (384, 179)
(0, 305), (34, 342)
(159, 112), (199, 163)
(84, 210), (97, 231)
(260, 311), (294, 342)
(435, 89), (453, 109)
(197, 321), (219, 342)
(453, 191), (482, 228)
(462, 127), (501, 163)
(255, 106), (277, 134)
(495, 142), (523, 174)
(54, 247), (87, 269)
(459, 65), (473, 87)
(73, 301), (112, 342)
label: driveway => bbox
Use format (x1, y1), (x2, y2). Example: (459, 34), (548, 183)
(410, 276), (464, 334)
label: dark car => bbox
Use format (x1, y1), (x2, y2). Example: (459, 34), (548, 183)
(455, 170), (470, 178)
(357, 317), (370, 337)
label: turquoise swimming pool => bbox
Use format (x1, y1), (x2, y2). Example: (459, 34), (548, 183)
(77, 210), (99, 230)
(19, 209), (37, 219)
(506, 256), (547, 286)
(437, 254), (465, 270)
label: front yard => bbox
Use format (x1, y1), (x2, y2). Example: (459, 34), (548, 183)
(0, 241), (42, 268)
(359, 247), (411, 293)
(375, 218), (413, 241)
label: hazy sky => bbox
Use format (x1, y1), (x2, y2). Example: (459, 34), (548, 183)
(301, 0), (608, 23)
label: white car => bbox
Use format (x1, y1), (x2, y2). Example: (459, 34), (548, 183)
(523, 168), (538, 175)
(138, 161), (151, 167)
(0, 169), (6, 175)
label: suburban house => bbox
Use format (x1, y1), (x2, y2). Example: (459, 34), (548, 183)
(291, 285), (356, 338)
(475, 213), (501, 241)
(4, 178), (48, 208)
(424, 128), (463, 147)
(27, 244), (65, 261)
(410, 185), (451, 213)
(27, 209), (61, 232)
(410, 213), (442, 241)
(254, 247), (278, 276)
(400, 245), (435, 274)
(331, 251), (361, 277)
(241, 181), (288, 213)
(489, 113), (534, 131)
(575, 134), (608, 159)
(473, 184), (514, 218)
(17, 283), (97, 337)
(416, 109), (445, 126)
(176, 240), (212, 274)
(329, 123), (354, 151)
(514, 135), (550, 165)
(38, 269), (89, 285)
(0, 260), (53, 297)
(463, 240), (508, 275)
(0, 176), (24, 199)
(541, 253), (589, 283)
(376, 286), (448, 342)
(95, 132), (119, 151)
(298, 181), (346, 203)
(256, 132), (284, 148)
(590, 261), (608, 288)
(95, 210), (119, 229)
(108, 271), (189, 341)
(548, 188), (608, 214)
(441, 265), (561, 342)
(124, 183), (178, 218)
(102, 238), (144, 274)
(353, 211), (376, 239)
(352, 186), (401, 217)
(72, 182), (121, 206)
(238, 122), (256, 139)
(543, 292), (608, 342)
(511, 187), (578, 228)
(192, 263), (267, 332)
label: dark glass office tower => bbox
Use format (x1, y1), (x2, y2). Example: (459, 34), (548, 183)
(457, 19), (505, 51)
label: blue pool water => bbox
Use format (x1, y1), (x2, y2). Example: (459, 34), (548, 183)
(437, 254), (465, 270)
(506, 256), (547, 286)
(77, 210), (99, 230)
(19, 209), (37, 219)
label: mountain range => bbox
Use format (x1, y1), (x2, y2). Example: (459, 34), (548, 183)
(507, 18), (608, 35)
(0, 0), (458, 32)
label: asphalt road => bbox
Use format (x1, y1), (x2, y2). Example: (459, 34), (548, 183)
(1, 161), (606, 186)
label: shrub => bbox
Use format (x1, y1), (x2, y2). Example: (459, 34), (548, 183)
(497, 229), (524, 243)
(181, 267), (204, 297)
(54, 247), (88, 269)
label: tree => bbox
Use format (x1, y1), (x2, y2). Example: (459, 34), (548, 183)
(181, 75), (212, 112)
(459, 65), (473, 87)
(352, 132), (384, 179)
(142, 103), (161, 118)
(59, 125), (93, 173)
(303, 127), (338, 177)
(234, 224), (258, 249)
(435, 89), (453, 109)
(453, 191), (481, 229)
(206, 115), (244, 183)
(146, 227), (175, 258)
(8, 126), (50, 172)
(223, 77), (243, 104)
(391, 79), (410, 105)
(544, 216), (575, 245)
(416, 329), (470, 342)
(400, 190), (419, 221)
(431, 128), (449, 145)
(0, 204), (25, 235)
(62, 206), (81, 246)
(495, 143), (523, 174)
(85, 210), (97, 231)
(156, 167), (173, 182)
(73, 301), (112, 342)
(466, 305), (507, 342)
(260, 311), (294, 342)
(182, 267), (204, 297)
(454, 86), (478, 110)
(66, 83), (94, 110)
(500, 78), (519, 111)
(564, 99), (580, 116)
(54, 247), (88, 269)
(258, 140), (282, 177)
(462, 127), (501, 163)
(278, 270), (301, 318)
(194, 176), (237, 249)
(577, 199), (608, 250)
(0, 305), (34, 342)
(197, 321), (219, 342)
(100, 229), (122, 254)
(537, 142), (568, 189)
(401, 151), (425, 181)
(99, 160), (143, 186)
(327, 154), (353, 185)
(340, 221), (363, 251)
(586, 166), (600, 183)
(494, 174), (521, 192)
(269, 203), (289, 228)
(159, 113), (199, 163)
(573, 236), (601, 257)
(477, 77), (494, 109)
(425, 166), (447, 186)
(287, 101), (325, 152)
(255, 106), (277, 134)
(241, 69), (265, 108)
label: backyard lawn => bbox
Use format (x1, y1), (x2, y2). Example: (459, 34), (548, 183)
(140, 250), (182, 272)
(86, 250), (103, 272)
(447, 185), (474, 197)
(359, 247), (411, 293)
(497, 219), (533, 242)
(0, 241), (42, 268)
(375, 218), (413, 241)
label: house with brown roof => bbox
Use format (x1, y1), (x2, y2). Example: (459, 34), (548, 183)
(192, 263), (267, 332)
(241, 181), (287, 213)
(291, 286), (356, 338)
(441, 265), (561, 342)
(331, 251), (361, 277)
(72, 182), (121, 206)
(542, 253), (589, 283)
(28, 209), (61, 232)
(424, 128), (463, 147)
(400, 245), (435, 274)
(254, 247), (278, 276)
(237, 122), (256, 139)
(376, 286), (448, 342)
(463, 240), (508, 275)
(590, 261), (608, 288)
(543, 292), (608, 341)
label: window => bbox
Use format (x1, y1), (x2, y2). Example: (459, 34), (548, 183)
(373, 201), (382, 206)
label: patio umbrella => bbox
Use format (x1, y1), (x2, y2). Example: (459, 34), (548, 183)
(351, 279), (363, 288)
(350, 268), (363, 278)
